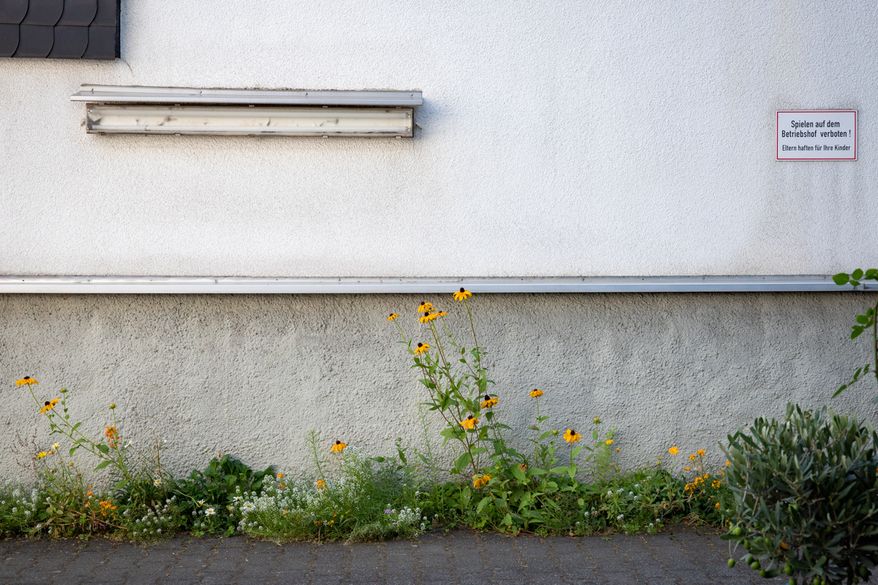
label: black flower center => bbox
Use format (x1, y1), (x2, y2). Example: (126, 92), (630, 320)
(23, 376), (31, 380)
(44, 401), (50, 406)
(569, 429), (576, 435)
(335, 440), (341, 445)
(484, 395), (491, 401)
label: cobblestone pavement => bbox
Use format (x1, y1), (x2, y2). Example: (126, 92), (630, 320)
(0, 528), (848, 585)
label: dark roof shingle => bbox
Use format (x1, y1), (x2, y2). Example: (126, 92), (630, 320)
(0, 0), (118, 59)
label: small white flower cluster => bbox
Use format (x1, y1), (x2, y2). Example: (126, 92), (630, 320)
(125, 496), (178, 538)
(0, 487), (39, 534)
(234, 480), (328, 534)
(390, 506), (425, 534)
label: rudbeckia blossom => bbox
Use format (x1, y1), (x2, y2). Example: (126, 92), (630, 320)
(436, 311), (448, 318)
(480, 395), (498, 409)
(563, 428), (582, 443)
(696, 449), (706, 457)
(419, 311), (439, 324)
(472, 474), (491, 489)
(39, 398), (59, 415)
(16, 376), (38, 387)
(414, 342), (430, 355)
(460, 415), (478, 430)
(668, 445), (680, 456)
(453, 288), (473, 302)
(35, 451), (51, 460)
(387, 313), (399, 321)
(529, 388), (543, 398)
(315, 479), (327, 490)
(330, 440), (347, 453)
(417, 301), (433, 313)
(604, 439), (614, 446)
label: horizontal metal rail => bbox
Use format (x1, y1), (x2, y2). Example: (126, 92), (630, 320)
(0, 276), (873, 294)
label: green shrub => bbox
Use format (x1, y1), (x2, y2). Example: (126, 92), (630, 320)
(724, 404), (878, 585)
(176, 455), (275, 536)
(237, 447), (424, 542)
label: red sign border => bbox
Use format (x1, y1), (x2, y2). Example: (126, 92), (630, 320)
(776, 109), (857, 161)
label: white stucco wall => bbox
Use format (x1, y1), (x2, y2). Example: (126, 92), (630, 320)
(1, 293), (876, 479)
(1, 1), (876, 278)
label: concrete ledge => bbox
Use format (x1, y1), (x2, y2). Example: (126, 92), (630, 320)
(0, 275), (875, 294)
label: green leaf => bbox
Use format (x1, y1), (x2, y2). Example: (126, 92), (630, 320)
(852, 268), (864, 280)
(453, 451), (473, 472)
(94, 460), (111, 471)
(833, 273), (850, 285)
(476, 496), (492, 515)
(96, 444), (110, 454)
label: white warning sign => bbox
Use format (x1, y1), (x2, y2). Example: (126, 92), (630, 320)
(776, 110), (857, 161)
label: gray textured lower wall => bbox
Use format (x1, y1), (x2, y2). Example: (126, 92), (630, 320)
(1, 293), (876, 481)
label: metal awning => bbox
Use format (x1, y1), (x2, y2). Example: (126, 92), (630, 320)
(70, 85), (424, 107)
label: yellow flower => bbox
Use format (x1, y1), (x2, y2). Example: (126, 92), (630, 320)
(725, 459), (731, 468)
(453, 288), (473, 302)
(276, 472), (285, 480)
(563, 428), (582, 444)
(419, 311), (439, 324)
(480, 395), (498, 409)
(414, 342), (430, 355)
(714, 502), (721, 510)
(604, 439), (614, 446)
(460, 415), (478, 430)
(668, 445), (679, 456)
(472, 474), (491, 489)
(683, 466), (691, 472)
(104, 425), (119, 448)
(35, 451), (51, 460)
(387, 313), (399, 321)
(417, 301), (434, 313)
(315, 479), (327, 490)
(436, 311), (448, 318)
(688, 453), (697, 461)
(696, 449), (706, 457)
(16, 376), (38, 387)
(330, 440), (347, 453)
(39, 398), (59, 415)
(711, 480), (722, 489)
(529, 388), (543, 398)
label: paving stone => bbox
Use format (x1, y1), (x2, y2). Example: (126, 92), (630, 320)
(1, 528), (876, 584)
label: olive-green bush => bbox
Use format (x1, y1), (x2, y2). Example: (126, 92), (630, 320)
(724, 404), (878, 585)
